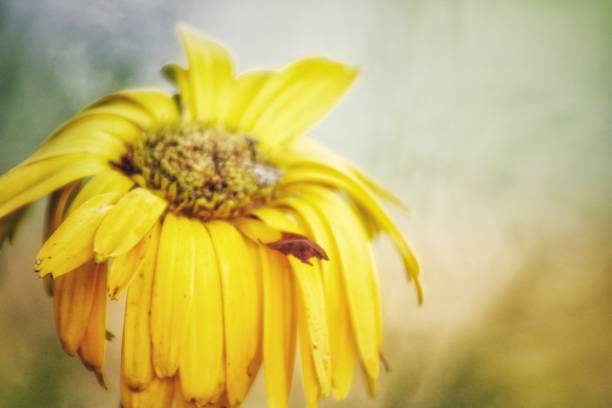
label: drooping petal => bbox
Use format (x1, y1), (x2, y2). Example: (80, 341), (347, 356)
(36, 192), (122, 278)
(53, 261), (102, 355)
(108, 223), (159, 300)
(296, 280), (321, 408)
(280, 167), (422, 303)
(282, 196), (357, 399)
(179, 219), (225, 405)
(237, 58), (357, 149)
(278, 138), (410, 211)
(0, 154), (107, 219)
(298, 186), (382, 391)
(151, 214), (196, 378)
(121, 375), (175, 408)
(77, 262), (108, 388)
(253, 208), (332, 398)
(177, 25), (234, 124)
(233, 216), (283, 244)
(122, 222), (160, 391)
(207, 220), (262, 406)
(246, 239), (264, 377)
(260, 246), (297, 408)
(42, 183), (80, 296)
(292, 257), (331, 401)
(363, 244), (384, 396)
(68, 169), (134, 213)
(94, 187), (167, 261)
(38, 170), (133, 279)
(44, 182), (80, 239)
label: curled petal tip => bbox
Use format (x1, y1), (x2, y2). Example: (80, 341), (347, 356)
(267, 232), (329, 265)
(414, 277), (424, 306)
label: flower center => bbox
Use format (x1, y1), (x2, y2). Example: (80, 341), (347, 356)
(117, 124), (282, 220)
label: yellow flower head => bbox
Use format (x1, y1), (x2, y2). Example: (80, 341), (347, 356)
(0, 25), (422, 408)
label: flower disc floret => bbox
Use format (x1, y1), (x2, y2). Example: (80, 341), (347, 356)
(119, 124), (282, 220)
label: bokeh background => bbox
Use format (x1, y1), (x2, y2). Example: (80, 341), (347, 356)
(1, 0), (611, 407)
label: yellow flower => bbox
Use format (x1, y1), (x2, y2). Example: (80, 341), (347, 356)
(0, 25), (421, 408)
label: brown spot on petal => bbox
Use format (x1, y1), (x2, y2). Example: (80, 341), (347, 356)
(267, 232), (329, 265)
(105, 330), (115, 341)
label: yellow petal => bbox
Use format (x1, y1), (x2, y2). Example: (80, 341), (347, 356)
(207, 220), (262, 406)
(47, 111), (145, 142)
(238, 58), (357, 148)
(296, 280), (321, 408)
(28, 131), (126, 165)
(36, 192), (122, 278)
(253, 208), (331, 397)
(94, 188), (167, 261)
(86, 89), (179, 125)
(299, 187), (382, 388)
(233, 216), (282, 244)
(221, 70), (271, 132)
(44, 182), (80, 238)
(246, 239), (264, 377)
(235, 214), (328, 265)
(151, 214), (196, 378)
(122, 222), (161, 391)
(177, 25), (234, 124)
(162, 63), (193, 122)
(108, 223), (159, 300)
(278, 138), (410, 211)
(42, 183), (80, 296)
(364, 243), (384, 397)
(121, 375), (175, 408)
(291, 257), (331, 399)
(68, 169), (134, 213)
(175, 380), (229, 408)
(25, 113), (142, 165)
(173, 377), (196, 408)
(282, 196), (356, 399)
(0, 154), (107, 219)
(83, 101), (155, 129)
(77, 262), (108, 388)
(260, 247), (297, 408)
(53, 261), (101, 355)
(179, 219), (225, 405)
(281, 167), (422, 303)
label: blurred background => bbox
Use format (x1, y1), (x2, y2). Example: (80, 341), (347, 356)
(1, 0), (611, 407)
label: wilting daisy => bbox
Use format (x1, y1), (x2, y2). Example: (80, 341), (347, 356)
(0, 25), (422, 407)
